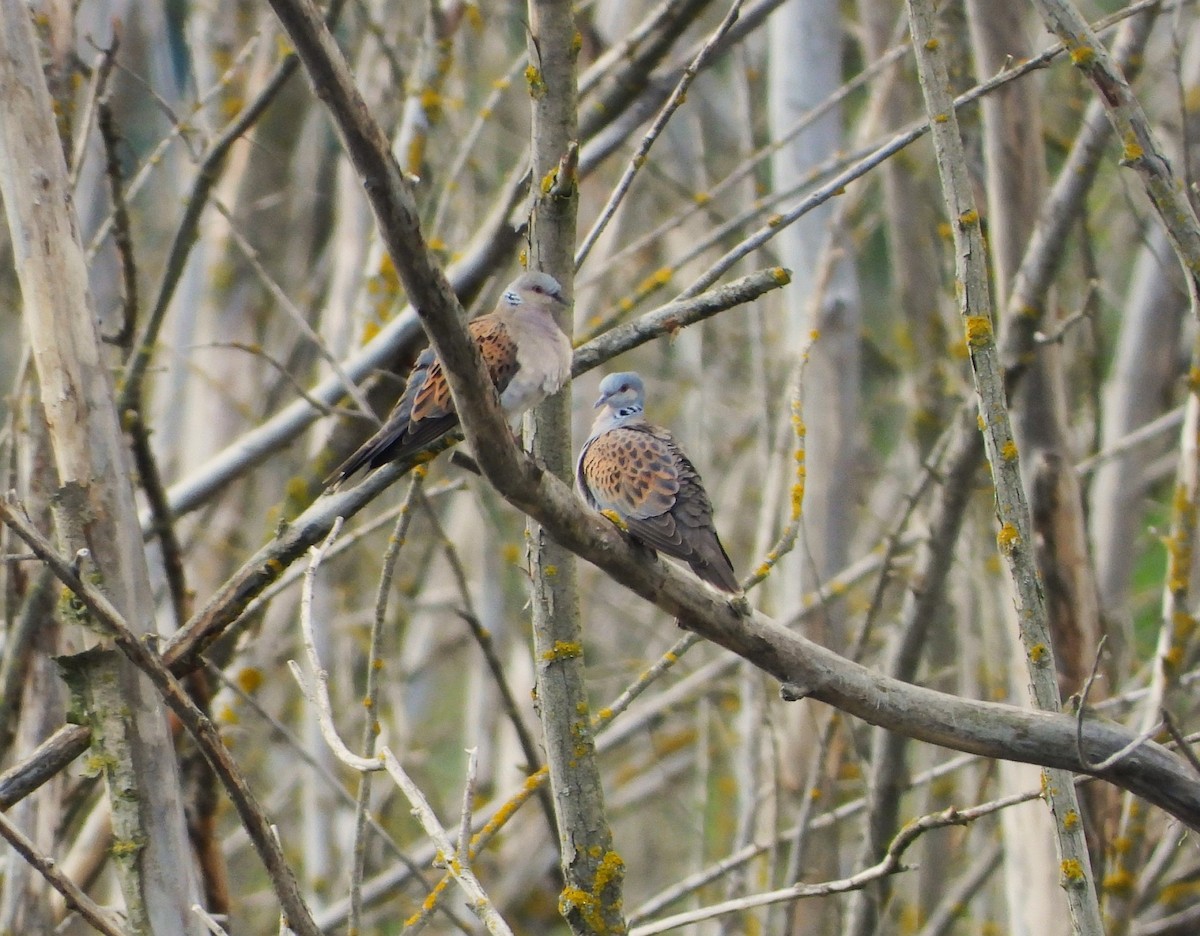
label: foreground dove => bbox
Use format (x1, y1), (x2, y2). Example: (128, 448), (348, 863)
(576, 372), (740, 593)
(327, 271), (573, 486)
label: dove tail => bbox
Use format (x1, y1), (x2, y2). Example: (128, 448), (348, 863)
(690, 537), (740, 593)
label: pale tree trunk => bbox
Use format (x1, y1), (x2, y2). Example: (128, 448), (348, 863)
(858, 0), (948, 452)
(768, 6), (862, 858)
(0, 3), (203, 933)
(845, 3), (958, 931)
(0, 461), (64, 933)
(0, 391), (63, 931)
(767, 4), (861, 934)
(1090, 226), (1186, 623)
(767, 0), (861, 642)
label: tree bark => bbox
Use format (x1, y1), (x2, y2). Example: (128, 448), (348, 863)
(0, 3), (203, 932)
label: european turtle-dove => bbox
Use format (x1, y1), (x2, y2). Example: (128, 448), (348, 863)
(326, 272), (573, 486)
(576, 372), (740, 593)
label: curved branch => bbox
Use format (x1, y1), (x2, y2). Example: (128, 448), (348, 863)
(256, 0), (1200, 837)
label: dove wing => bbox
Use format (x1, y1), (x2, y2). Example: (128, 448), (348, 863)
(579, 423), (738, 592)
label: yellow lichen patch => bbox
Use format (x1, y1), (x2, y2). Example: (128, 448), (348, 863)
(1122, 132), (1144, 162)
(559, 886), (602, 931)
(600, 508), (628, 531)
(524, 65), (547, 98)
(996, 522), (1019, 553)
(790, 483), (804, 520)
(1029, 642), (1048, 664)
(958, 209), (979, 226)
(235, 666), (264, 695)
(1062, 809), (1080, 830)
(404, 136), (425, 176)
(540, 166), (559, 194)
(773, 267), (791, 285)
(1102, 867), (1135, 896)
(285, 475), (310, 504)
(1069, 46), (1095, 66)
(924, 38), (939, 51)
(419, 88), (444, 120)
(1060, 858), (1085, 883)
(964, 315), (992, 347)
(693, 191), (711, 205)
(636, 267), (673, 294)
(216, 704), (239, 726)
(1159, 879), (1200, 907)
(111, 839), (141, 858)
(595, 850), (626, 894)
(933, 113), (949, 124)
(404, 876), (452, 926)
(541, 641), (583, 663)
(1000, 439), (1018, 461)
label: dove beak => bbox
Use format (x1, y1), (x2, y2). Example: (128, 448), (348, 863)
(593, 391), (609, 409)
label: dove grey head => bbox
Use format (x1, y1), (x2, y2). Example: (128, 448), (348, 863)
(594, 371), (645, 414)
(588, 372), (646, 439)
(500, 271), (567, 312)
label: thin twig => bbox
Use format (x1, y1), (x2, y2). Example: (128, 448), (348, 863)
(193, 903), (232, 936)
(212, 197), (379, 425)
(574, 0), (744, 269)
(0, 809), (126, 936)
(1162, 709), (1200, 778)
(630, 798), (1021, 935)
(291, 519), (514, 935)
(457, 748), (478, 872)
(1075, 634), (1110, 770)
(95, 47), (138, 349)
(0, 499), (320, 936)
(352, 472), (425, 933)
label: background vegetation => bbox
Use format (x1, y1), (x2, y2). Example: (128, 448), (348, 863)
(1, 0), (1200, 934)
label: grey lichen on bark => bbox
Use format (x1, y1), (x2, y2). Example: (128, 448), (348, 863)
(903, 0), (1104, 932)
(526, 1), (627, 933)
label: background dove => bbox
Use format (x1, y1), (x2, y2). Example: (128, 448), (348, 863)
(327, 271), (572, 486)
(577, 371), (740, 593)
